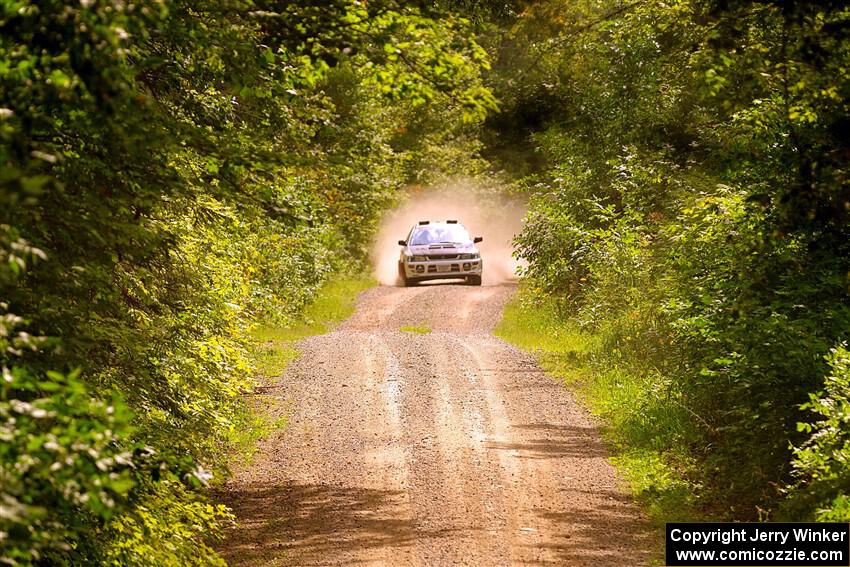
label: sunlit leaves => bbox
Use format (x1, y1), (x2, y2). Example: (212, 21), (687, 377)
(789, 344), (850, 521)
(0, 363), (137, 564)
(346, 7), (499, 122)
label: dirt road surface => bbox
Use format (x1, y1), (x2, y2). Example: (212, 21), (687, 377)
(220, 284), (655, 566)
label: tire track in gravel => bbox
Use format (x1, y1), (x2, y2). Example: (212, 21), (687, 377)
(219, 284), (656, 566)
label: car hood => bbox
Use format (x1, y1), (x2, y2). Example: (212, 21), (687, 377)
(408, 242), (478, 255)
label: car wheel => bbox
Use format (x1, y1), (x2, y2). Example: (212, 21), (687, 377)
(397, 263), (410, 287)
(467, 275), (482, 286)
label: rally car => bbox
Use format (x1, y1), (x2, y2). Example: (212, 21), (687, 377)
(397, 220), (483, 286)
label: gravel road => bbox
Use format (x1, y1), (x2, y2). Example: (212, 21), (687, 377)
(220, 283), (655, 566)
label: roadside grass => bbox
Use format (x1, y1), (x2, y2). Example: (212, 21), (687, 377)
(495, 286), (698, 527)
(228, 274), (376, 460)
(400, 324), (432, 334)
(252, 275), (378, 343)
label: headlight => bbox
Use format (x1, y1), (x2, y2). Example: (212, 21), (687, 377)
(459, 253), (479, 259)
(410, 255), (427, 262)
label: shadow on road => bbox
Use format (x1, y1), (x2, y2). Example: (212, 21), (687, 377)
(218, 482), (417, 565)
(485, 423), (611, 460)
(219, 482), (481, 565)
(532, 491), (657, 567)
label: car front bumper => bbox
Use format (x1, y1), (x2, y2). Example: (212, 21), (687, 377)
(401, 257), (482, 280)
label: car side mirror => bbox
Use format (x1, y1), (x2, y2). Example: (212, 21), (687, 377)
(473, 236), (483, 243)
(398, 240), (407, 246)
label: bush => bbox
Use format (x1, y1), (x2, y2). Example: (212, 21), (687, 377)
(787, 345), (850, 521)
(0, 366), (134, 564)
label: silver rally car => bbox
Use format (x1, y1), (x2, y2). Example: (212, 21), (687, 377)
(397, 220), (483, 286)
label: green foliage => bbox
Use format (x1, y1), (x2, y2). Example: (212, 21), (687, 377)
(102, 483), (233, 567)
(786, 345), (850, 522)
(0, 367), (135, 564)
(349, 7), (498, 121)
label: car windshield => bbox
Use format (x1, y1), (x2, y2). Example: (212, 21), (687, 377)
(410, 224), (470, 245)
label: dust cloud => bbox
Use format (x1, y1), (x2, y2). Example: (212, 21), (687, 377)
(372, 184), (527, 286)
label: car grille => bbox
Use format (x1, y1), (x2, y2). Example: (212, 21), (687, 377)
(427, 254), (459, 260)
